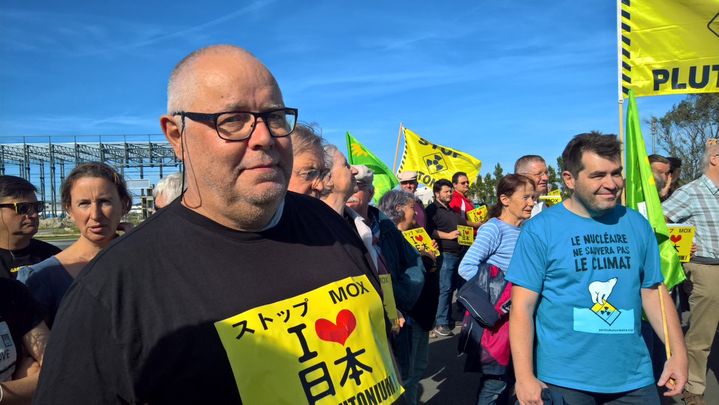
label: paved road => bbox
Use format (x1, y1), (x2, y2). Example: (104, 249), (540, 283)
(419, 324), (719, 404)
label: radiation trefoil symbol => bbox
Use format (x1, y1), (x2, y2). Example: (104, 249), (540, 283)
(423, 153), (447, 174)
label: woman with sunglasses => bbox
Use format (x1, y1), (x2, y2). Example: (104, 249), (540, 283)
(17, 163), (132, 328)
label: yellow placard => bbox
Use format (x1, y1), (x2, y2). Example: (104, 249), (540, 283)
(402, 227), (440, 257)
(667, 225), (696, 263)
(539, 189), (563, 207)
(214, 275), (403, 404)
(466, 205), (488, 223)
(621, 0), (719, 97)
(378, 274), (399, 327)
(457, 225), (474, 246)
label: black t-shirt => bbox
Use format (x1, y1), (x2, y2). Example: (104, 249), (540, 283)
(0, 239), (61, 279)
(35, 193), (390, 404)
(0, 278), (42, 382)
(425, 201), (467, 253)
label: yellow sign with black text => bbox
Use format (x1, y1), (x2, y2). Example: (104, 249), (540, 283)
(214, 275), (403, 404)
(621, 0), (719, 97)
(667, 225), (696, 263)
(466, 206), (488, 224)
(458, 225), (475, 246)
(402, 227), (440, 257)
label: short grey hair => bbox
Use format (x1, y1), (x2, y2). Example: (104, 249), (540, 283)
(319, 144), (341, 197)
(291, 123), (326, 157)
(514, 155), (546, 173)
(702, 139), (718, 171)
(378, 190), (415, 225)
(166, 45), (267, 113)
(153, 172), (183, 202)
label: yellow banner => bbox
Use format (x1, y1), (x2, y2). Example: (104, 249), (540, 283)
(466, 206), (488, 223)
(215, 275), (402, 404)
(457, 225), (475, 246)
(621, 0), (719, 97)
(398, 128), (482, 189)
(667, 225), (696, 262)
(402, 227), (440, 257)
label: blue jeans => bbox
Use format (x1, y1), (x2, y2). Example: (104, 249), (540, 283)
(476, 376), (507, 405)
(434, 252), (461, 327)
(394, 320), (429, 405)
(545, 383), (660, 405)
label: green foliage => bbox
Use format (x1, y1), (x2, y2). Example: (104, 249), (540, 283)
(649, 93), (719, 182)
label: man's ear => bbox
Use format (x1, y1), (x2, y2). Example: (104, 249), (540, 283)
(562, 170), (575, 191)
(160, 115), (183, 161)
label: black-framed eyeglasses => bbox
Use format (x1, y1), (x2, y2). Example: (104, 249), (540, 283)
(0, 201), (44, 215)
(172, 108), (298, 141)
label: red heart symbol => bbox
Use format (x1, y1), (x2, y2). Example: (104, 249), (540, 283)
(670, 235), (682, 243)
(315, 309), (357, 346)
(415, 235), (424, 242)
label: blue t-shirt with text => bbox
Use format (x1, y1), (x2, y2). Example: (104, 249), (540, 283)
(506, 203), (663, 393)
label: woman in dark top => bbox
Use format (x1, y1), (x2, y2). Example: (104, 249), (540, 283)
(17, 162), (131, 327)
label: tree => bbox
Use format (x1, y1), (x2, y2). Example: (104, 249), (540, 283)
(649, 93), (719, 182)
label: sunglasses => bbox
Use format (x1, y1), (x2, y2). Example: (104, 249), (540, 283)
(0, 201), (44, 215)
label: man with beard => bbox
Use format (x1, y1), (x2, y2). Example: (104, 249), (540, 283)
(426, 179), (466, 337)
(508, 133), (687, 405)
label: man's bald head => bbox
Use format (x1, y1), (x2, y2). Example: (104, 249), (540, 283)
(167, 45), (280, 113)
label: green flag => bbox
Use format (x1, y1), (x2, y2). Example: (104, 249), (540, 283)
(346, 132), (399, 204)
(624, 91), (685, 290)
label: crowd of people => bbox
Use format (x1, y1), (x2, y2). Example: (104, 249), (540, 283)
(0, 45), (717, 405)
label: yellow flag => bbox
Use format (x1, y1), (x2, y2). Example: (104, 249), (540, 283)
(621, 0), (719, 97)
(398, 127), (482, 188)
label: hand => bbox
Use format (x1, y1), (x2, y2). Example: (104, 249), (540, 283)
(658, 354), (687, 397)
(690, 243), (697, 259)
(515, 376), (547, 405)
(448, 230), (460, 240)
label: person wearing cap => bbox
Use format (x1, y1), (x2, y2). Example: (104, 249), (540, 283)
(347, 166), (425, 404)
(398, 171), (427, 229)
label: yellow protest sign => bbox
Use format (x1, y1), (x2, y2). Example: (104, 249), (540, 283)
(402, 227), (440, 257)
(621, 0), (719, 97)
(539, 189), (563, 207)
(466, 206), (488, 223)
(667, 225), (696, 263)
(378, 274), (399, 328)
(214, 275), (403, 404)
(457, 225), (474, 247)
(398, 127), (482, 190)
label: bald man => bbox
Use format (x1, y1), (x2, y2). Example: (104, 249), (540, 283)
(36, 46), (402, 404)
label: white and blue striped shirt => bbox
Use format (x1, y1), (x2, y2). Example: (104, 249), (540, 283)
(458, 217), (521, 280)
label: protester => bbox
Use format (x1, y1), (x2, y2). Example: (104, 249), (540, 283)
(507, 133), (687, 404)
(0, 278), (50, 404)
(378, 189), (439, 405)
(667, 156), (682, 196)
(662, 138), (719, 405)
(347, 168), (425, 404)
(514, 155), (549, 216)
(649, 154), (672, 201)
(17, 162), (132, 328)
(426, 178), (467, 337)
(450, 172), (481, 229)
(398, 171), (427, 229)
(34, 45), (401, 404)
(288, 123), (327, 198)
(457, 174), (535, 405)
(319, 144), (359, 215)
(0, 176), (60, 279)
(152, 172), (183, 209)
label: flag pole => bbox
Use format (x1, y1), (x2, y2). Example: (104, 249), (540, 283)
(392, 122), (404, 173)
(617, 0), (626, 205)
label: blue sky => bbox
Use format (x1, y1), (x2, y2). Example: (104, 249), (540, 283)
(0, 0), (685, 178)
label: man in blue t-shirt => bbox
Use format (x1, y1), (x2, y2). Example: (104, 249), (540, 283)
(507, 133), (687, 405)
